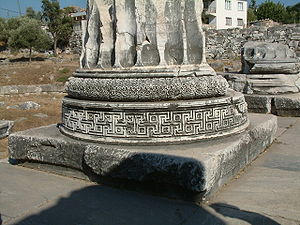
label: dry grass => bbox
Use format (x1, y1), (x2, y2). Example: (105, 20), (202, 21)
(0, 54), (79, 86)
(0, 93), (65, 158)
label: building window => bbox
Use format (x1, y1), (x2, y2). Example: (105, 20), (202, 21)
(226, 17), (232, 26)
(238, 2), (244, 11)
(237, 18), (244, 26)
(225, 0), (232, 10)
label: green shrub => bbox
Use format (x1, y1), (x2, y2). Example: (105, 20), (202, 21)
(56, 76), (69, 82)
(59, 68), (70, 74)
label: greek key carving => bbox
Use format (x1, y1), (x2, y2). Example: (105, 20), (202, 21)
(62, 102), (248, 139)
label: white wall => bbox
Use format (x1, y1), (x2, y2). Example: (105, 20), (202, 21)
(213, 0), (247, 30)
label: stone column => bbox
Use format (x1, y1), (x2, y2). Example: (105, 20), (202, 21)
(81, 0), (211, 71)
(61, 0), (249, 144)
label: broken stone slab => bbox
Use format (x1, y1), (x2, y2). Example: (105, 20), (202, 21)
(8, 113), (277, 199)
(33, 113), (49, 118)
(0, 120), (14, 139)
(222, 72), (300, 95)
(249, 62), (300, 74)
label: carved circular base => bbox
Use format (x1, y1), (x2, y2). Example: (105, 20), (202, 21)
(60, 90), (249, 145)
(65, 67), (228, 101)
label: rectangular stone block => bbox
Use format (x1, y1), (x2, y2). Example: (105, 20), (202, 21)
(274, 94), (300, 117)
(244, 95), (272, 113)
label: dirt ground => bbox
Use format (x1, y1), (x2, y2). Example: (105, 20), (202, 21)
(0, 53), (79, 159)
(0, 53), (79, 86)
(0, 93), (65, 158)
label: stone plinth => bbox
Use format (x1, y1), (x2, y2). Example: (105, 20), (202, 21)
(8, 114), (277, 199)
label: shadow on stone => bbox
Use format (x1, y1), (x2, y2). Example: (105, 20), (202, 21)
(211, 203), (281, 225)
(12, 186), (225, 225)
(80, 154), (207, 202)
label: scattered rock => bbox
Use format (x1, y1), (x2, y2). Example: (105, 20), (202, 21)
(7, 105), (20, 109)
(34, 113), (49, 118)
(0, 120), (14, 139)
(49, 75), (54, 81)
(18, 101), (41, 110)
(15, 117), (28, 122)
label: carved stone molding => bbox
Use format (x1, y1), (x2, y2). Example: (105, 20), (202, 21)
(60, 90), (249, 144)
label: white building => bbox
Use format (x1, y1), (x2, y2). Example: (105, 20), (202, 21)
(204, 0), (248, 29)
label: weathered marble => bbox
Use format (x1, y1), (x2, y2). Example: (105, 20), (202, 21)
(223, 42), (300, 101)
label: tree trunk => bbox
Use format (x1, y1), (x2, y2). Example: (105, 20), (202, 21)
(53, 37), (57, 57)
(29, 48), (32, 62)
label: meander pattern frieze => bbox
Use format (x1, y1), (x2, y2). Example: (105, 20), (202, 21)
(62, 102), (248, 139)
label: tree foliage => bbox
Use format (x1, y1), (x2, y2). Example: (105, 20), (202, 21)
(249, 0), (257, 9)
(247, 8), (257, 23)
(0, 17), (24, 48)
(26, 7), (42, 21)
(256, 1), (288, 23)
(286, 3), (300, 23)
(0, 18), (8, 48)
(8, 17), (51, 61)
(255, 1), (300, 24)
(42, 0), (74, 56)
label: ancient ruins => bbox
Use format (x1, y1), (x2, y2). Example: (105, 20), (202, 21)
(8, 0), (277, 199)
(225, 41), (300, 116)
